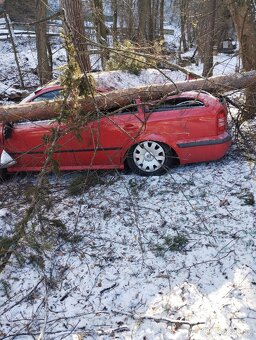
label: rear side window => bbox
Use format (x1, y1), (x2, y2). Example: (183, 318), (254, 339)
(106, 102), (138, 115)
(147, 97), (204, 112)
(32, 90), (62, 102)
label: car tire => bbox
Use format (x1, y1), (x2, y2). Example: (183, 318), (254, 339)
(127, 141), (173, 176)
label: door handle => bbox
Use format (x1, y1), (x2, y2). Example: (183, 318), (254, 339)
(124, 124), (135, 130)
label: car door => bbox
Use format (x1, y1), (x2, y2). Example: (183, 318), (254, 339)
(99, 101), (147, 167)
(72, 100), (146, 169)
(3, 120), (80, 171)
(3, 101), (146, 172)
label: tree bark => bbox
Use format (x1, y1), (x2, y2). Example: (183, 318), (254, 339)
(61, 0), (91, 73)
(111, 0), (118, 44)
(148, 0), (156, 41)
(0, 70), (256, 123)
(4, 12), (24, 88)
(125, 0), (135, 41)
(224, 0), (256, 118)
(214, 1), (231, 51)
(202, 0), (217, 77)
(35, 0), (52, 85)
(180, 0), (188, 52)
(137, 0), (151, 43)
(159, 0), (164, 40)
(91, 0), (109, 69)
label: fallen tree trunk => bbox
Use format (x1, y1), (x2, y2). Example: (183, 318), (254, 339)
(0, 70), (255, 123)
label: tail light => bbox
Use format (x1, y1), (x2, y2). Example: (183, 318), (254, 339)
(217, 110), (227, 134)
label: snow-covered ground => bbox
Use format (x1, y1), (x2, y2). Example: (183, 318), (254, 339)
(0, 36), (65, 90)
(0, 35), (256, 340)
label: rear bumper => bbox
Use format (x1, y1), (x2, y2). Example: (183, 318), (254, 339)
(177, 133), (232, 148)
(176, 132), (232, 164)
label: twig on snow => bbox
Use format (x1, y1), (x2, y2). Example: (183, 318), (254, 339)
(111, 309), (205, 327)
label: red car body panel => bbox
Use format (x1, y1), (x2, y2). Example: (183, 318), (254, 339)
(0, 90), (231, 173)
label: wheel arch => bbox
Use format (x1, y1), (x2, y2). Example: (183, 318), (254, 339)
(122, 135), (180, 168)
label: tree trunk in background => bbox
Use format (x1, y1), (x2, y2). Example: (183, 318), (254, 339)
(214, 1), (231, 51)
(4, 0), (35, 22)
(91, 0), (109, 69)
(202, 0), (217, 77)
(224, 0), (256, 119)
(4, 12), (24, 88)
(92, 0), (107, 43)
(137, 0), (151, 43)
(180, 0), (188, 52)
(124, 0), (135, 41)
(196, 1), (208, 62)
(159, 0), (164, 40)
(35, 0), (52, 85)
(61, 0), (91, 73)
(111, 0), (118, 44)
(118, 0), (137, 42)
(149, 0), (156, 41)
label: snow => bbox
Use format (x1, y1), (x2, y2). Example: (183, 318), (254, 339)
(0, 82), (27, 100)
(94, 68), (186, 89)
(0, 152), (255, 339)
(0, 31), (256, 340)
(186, 53), (240, 77)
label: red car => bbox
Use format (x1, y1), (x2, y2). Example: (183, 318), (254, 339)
(0, 90), (231, 177)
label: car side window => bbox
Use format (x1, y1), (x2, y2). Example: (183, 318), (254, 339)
(146, 98), (204, 112)
(32, 90), (62, 102)
(106, 103), (138, 115)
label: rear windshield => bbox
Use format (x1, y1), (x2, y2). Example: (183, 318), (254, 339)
(32, 90), (62, 102)
(105, 103), (138, 115)
(146, 97), (204, 112)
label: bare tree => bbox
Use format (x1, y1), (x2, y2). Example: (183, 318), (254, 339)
(61, 0), (91, 73)
(214, 1), (232, 51)
(111, 0), (118, 44)
(179, 0), (189, 52)
(137, 0), (152, 42)
(126, 0), (136, 40)
(148, 0), (165, 42)
(35, 0), (52, 85)
(90, 0), (109, 68)
(159, 0), (165, 40)
(202, 0), (217, 77)
(3, 12), (24, 88)
(224, 0), (256, 118)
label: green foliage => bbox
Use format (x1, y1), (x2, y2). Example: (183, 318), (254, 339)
(49, 159), (60, 174)
(152, 233), (189, 256)
(106, 40), (158, 75)
(68, 174), (89, 196)
(68, 171), (104, 196)
(59, 34), (96, 100)
(0, 280), (11, 298)
(0, 236), (14, 256)
(164, 234), (189, 251)
(152, 243), (166, 257)
(28, 254), (45, 270)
